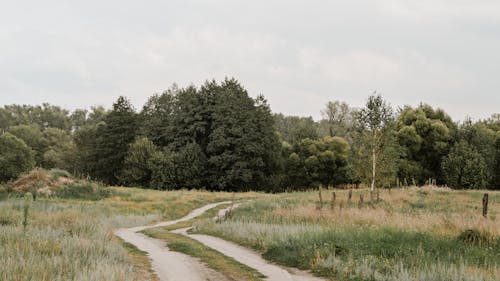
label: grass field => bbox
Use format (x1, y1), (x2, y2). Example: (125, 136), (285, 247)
(0, 183), (261, 281)
(2, 173), (499, 281)
(193, 186), (500, 281)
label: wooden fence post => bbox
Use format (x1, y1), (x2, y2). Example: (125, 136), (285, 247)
(348, 189), (352, 204)
(317, 186), (323, 210)
(330, 192), (336, 210)
(483, 193), (489, 218)
(358, 194), (364, 208)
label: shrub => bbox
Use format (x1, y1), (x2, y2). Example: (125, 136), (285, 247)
(457, 229), (495, 247)
(49, 168), (72, 180)
(55, 181), (114, 201)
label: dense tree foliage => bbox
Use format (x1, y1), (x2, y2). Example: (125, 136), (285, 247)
(42, 128), (77, 172)
(7, 124), (45, 165)
(120, 137), (159, 187)
(1, 79), (499, 190)
(90, 97), (139, 184)
(395, 104), (456, 184)
(283, 137), (350, 188)
(274, 114), (319, 145)
(0, 103), (71, 131)
(0, 133), (35, 181)
(442, 141), (487, 189)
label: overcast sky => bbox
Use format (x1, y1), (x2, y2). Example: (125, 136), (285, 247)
(1, 0), (499, 120)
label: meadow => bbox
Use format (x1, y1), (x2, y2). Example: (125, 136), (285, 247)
(1, 169), (499, 281)
(0, 169), (261, 281)
(193, 187), (500, 281)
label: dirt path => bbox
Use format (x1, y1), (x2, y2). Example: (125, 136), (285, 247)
(115, 202), (231, 281)
(173, 204), (324, 281)
(116, 202), (324, 281)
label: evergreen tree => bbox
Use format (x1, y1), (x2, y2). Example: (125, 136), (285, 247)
(92, 96), (138, 184)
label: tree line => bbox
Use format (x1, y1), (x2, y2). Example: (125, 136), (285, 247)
(1, 78), (499, 191)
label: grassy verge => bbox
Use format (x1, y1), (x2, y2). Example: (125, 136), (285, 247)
(121, 241), (159, 281)
(193, 187), (500, 281)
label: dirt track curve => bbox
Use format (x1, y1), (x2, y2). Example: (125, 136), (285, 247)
(115, 202), (324, 281)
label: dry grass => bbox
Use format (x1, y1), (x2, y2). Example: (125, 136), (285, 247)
(194, 187), (500, 281)
(0, 185), (265, 281)
(269, 186), (499, 236)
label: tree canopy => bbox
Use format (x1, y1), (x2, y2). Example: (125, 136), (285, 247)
(1, 79), (499, 190)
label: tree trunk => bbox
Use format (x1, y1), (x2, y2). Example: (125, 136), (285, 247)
(371, 147), (376, 191)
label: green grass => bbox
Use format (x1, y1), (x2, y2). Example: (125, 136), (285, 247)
(193, 188), (500, 281)
(143, 227), (264, 281)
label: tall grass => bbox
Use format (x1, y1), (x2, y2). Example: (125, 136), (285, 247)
(0, 201), (138, 281)
(194, 187), (500, 281)
(0, 186), (263, 280)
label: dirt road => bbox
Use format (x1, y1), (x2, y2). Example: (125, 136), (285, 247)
(115, 202), (324, 281)
(115, 202), (231, 281)
(173, 204), (324, 281)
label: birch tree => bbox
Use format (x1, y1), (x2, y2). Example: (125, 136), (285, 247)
(357, 93), (394, 191)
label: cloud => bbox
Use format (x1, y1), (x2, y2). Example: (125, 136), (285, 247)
(0, 0), (499, 120)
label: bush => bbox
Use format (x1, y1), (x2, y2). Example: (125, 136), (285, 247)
(55, 181), (114, 201)
(457, 229), (495, 247)
(49, 168), (72, 180)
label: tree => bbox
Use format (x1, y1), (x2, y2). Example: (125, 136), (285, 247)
(321, 100), (353, 138)
(92, 96), (138, 184)
(164, 79), (282, 191)
(148, 150), (176, 190)
(7, 124), (45, 165)
(274, 114), (319, 145)
(458, 118), (497, 187)
(283, 137), (350, 188)
(120, 137), (159, 187)
(0, 133), (35, 182)
(174, 142), (207, 189)
(442, 141), (487, 189)
(205, 79), (282, 191)
(42, 128), (77, 172)
(140, 88), (177, 146)
(70, 109), (88, 131)
(357, 93), (395, 191)
(396, 104), (456, 184)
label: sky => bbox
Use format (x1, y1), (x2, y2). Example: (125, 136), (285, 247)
(1, 0), (499, 121)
